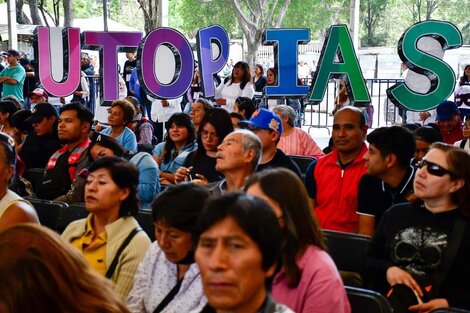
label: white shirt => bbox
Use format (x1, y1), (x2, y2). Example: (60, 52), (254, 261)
(126, 242), (207, 313)
(215, 80), (255, 112)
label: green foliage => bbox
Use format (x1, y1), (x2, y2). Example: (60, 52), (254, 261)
(176, 0), (238, 38)
(73, 0), (95, 18)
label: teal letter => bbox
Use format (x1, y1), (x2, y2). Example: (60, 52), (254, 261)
(309, 24), (370, 106)
(387, 21), (462, 111)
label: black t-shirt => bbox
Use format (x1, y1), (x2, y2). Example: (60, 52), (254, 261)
(183, 150), (224, 183)
(357, 166), (416, 225)
(256, 149), (302, 178)
(19, 132), (62, 170)
(364, 203), (470, 309)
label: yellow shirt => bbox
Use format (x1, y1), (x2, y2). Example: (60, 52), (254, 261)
(71, 215), (107, 276)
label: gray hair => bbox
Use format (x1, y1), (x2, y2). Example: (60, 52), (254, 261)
(234, 129), (262, 170)
(194, 98), (214, 112)
(273, 105), (296, 127)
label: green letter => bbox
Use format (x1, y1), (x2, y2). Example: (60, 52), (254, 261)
(387, 20), (462, 111)
(309, 24), (370, 106)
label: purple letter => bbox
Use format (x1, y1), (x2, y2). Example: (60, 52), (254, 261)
(83, 31), (143, 103)
(33, 27), (81, 97)
(138, 28), (194, 99)
(196, 25), (230, 97)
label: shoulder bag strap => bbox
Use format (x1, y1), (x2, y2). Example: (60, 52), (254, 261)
(105, 226), (143, 279)
(152, 278), (184, 313)
(431, 218), (466, 297)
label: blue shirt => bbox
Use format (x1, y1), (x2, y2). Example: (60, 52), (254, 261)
(152, 141), (197, 173)
(129, 152), (161, 209)
(101, 127), (138, 153)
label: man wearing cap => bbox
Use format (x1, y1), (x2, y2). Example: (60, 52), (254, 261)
(29, 88), (48, 109)
(305, 106), (368, 233)
(435, 100), (464, 144)
(0, 50), (26, 103)
(19, 102), (61, 170)
(239, 108), (301, 177)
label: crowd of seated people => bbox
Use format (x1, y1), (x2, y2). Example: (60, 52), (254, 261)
(2, 55), (470, 313)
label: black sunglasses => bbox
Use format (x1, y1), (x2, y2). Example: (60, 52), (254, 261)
(417, 159), (455, 178)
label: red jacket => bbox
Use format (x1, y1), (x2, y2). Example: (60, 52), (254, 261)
(313, 143), (368, 233)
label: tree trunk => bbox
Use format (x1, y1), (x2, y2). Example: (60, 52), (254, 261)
(29, 0), (42, 25)
(16, 0), (32, 24)
(63, 0), (74, 27)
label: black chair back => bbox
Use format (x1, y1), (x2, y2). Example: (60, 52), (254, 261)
(27, 198), (68, 232)
(136, 210), (155, 241)
(346, 286), (393, 313)
(431, 309), (470, 313)
(288, 155), (315, 181)
(324, 229), (370, 272)
(23, 168), (45, 194)
(58, 203), (88, 233)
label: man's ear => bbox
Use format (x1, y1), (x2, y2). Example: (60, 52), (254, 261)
(385, 153), (398, 168)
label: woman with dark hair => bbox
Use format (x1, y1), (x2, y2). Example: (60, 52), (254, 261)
(101, 99), (138, 153)
(62, 156), (151, 299)
(175, 108), (233, 184)
(0, 133), (38, 231)
(0, 100), (20, 140)
(455, 64), (470, 117)
(215, 61), (255, 112)
(124, 96), (155, 146)
(363, 143), (470, 312)
(152, 113), (196, 184)
(88, 134), (160, 209)
(260, 67), (302, 127)
(245, 168), (350, 313)
(253, 63), (267, 92)
(127, 184), (210, 313)
(414, 125), (442, 163)
(233, 96), (256, 120)
(0, 224), (132, 313)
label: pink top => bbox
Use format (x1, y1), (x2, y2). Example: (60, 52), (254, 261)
(272, 245), (351, 313)
(278, 128), (325, 159)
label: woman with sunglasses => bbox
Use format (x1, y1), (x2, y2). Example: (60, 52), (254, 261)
(0, 133), (38, 232)
(214, 61), (255, 112)
(245, 168), (350, 313)
(363, 143), (470, 312)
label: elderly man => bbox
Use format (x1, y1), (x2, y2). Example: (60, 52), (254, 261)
(239, 108), (301, 177)
(435, 100), (464, 144)
(305, 106), (368, 233)
(210, 129), (261, 195)
(195, 192), (293, 313)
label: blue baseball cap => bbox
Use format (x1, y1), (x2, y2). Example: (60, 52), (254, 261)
(238, 108), (283, 134)
(436, 100), (459, 121)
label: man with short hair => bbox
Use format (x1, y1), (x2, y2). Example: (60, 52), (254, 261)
(36, 103), (94, 202)
(357, 126), (416, 236)
(123, 52), (137, 96)
(305, 106), (368, 233)
(239, 109), (301, 177)
(211, 129), (261, 195)
(195, 192), (293, 313)
(20, 102), (62, 170)
(81, 53), (96, 113)
(435, 100), (464, 144)
(0, 50), (26, 103)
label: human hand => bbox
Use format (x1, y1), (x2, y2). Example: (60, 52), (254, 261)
(215, 98), (227, 105)
(161, 100), (169, 107)
(386, 266), (423, 297)
(175, 166), (192, 184)
(409, 298), (449, 313)
(419, 111), (431, 121)
(191, 173), (208, 185)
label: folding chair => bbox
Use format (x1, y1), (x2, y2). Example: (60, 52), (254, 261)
(27, 198), (68, 232)
(346, 286), (393, 313)
(57, 203), (88, 233)
(135, 210), (155, 241)
(23, 167), (45, 194)
(431, 309), (470, 313)
(288, 155), (316, 182)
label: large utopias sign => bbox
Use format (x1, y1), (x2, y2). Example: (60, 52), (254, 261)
(33, 20), (462, 111)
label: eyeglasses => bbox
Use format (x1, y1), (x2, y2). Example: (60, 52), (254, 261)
(417, 159), (455, 178)
(462, 122), (470, 128)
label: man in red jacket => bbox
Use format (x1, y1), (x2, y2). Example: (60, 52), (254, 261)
(305, 106), (368, 233)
